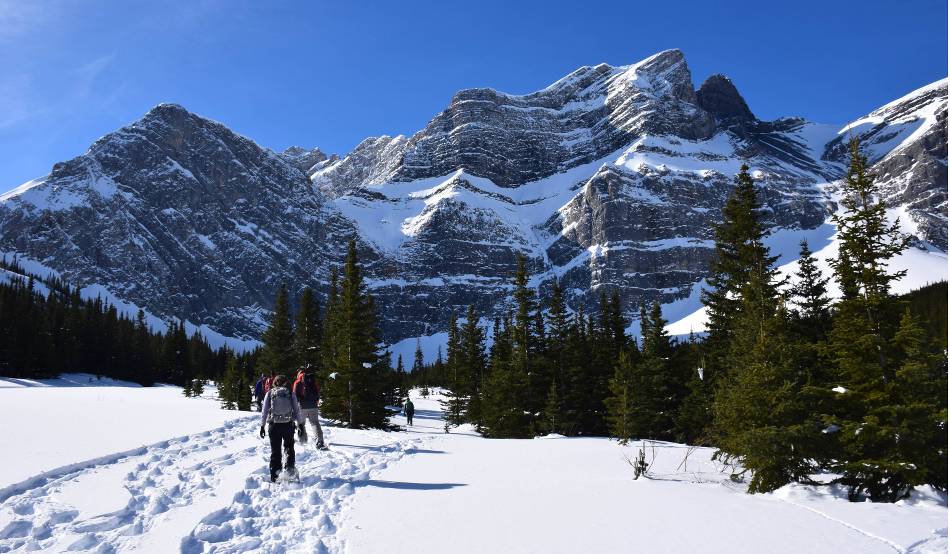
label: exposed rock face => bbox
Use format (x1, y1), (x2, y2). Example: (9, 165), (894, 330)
(317, 50), (719, 191)
(280, 146), (331, 174)
(824, 80), (948, 249)
(697, 74), (755, 124)
(0, 104), (360, 340)
(0, 52), (945, 347)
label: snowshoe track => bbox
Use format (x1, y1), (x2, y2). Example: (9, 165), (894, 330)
(182, 431), (425, 553)
(0, 419), (426, 553)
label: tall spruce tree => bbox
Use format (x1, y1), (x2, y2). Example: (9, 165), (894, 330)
(708, 164), (816, 493)
(338, 241), (389, 428)
(413, 339), (428, 397)
(294, 287), (322, 373)
(628, 302), (675, 440)
(460, 304), (486, 428)
(259, 284), (296, 380)
(320, 268), (347, 420)
(542, 280), (570, 434)
(482, 310), (532, 438)
(605, 349), (636, 443)
(673, 334), (710, 444)
(826, 139), (930, 500)
(702, 164), (775, 386)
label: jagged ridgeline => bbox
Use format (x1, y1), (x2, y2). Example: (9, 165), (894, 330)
(0, 49), (945, 349)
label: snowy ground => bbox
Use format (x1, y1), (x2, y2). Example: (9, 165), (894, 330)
(0, 378), (945, 553)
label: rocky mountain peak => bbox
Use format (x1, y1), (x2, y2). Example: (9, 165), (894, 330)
(614, 48), (696, 103)
(696, 74), (755, 123)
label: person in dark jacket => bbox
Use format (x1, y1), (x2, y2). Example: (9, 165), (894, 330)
(293, 369), (326, 449)
(404, 398), (415, 426)
(253, 373), (267, 411)
(260, 375), (305, 482)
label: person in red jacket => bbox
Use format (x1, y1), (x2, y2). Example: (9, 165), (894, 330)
(293, 369), (327, 450)
(263, 372), (275, 394)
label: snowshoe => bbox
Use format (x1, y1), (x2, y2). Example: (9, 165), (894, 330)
(316, 442), (329, 451)
(278, 468), (300, 483)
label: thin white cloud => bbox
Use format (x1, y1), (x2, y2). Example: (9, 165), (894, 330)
(0, 0), (58, 42)
(0, 53), (119, 129)
(0, 74), (48, 128)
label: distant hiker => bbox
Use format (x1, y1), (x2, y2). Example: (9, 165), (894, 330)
(263, 372), (276, 394)
(253, 373), (267, 411)
(260, 375), (305, 482)
(404, 398), (415, 426)
(293, 369), (326, 450)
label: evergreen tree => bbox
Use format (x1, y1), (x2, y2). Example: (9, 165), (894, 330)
(433, 346), (446, 388)
(259, 284), (296, 380)
(413, 339), (428, 397)
(460, 304), (487, 428)
(219, 356), (239, 410)
(673, 334), (710, 444)
(827, 139), (931, 501)
(709, 164), (812, 493)
(605, 349), (636, 443)
(163, 320), (191, 386)
(482, 310), (532, 438)
(320, 268), (346, 420)
(294, 286), (322, 372)
(702, 164), (777, 386)
(627, 302), (676, 440)
(560, 310), (591, 436)
(392, 354), (407, 407)
(542, 280), (570, 434)
(320, 241), (390, 428)
(790, 239), (831, 340)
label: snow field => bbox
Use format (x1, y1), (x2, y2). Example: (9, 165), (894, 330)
(343, 390), (948, 554)
(0, 380), (945, 553)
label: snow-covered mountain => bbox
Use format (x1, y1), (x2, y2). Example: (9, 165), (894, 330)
(0, 50), (945, 350)
(825, 79), (948, 249)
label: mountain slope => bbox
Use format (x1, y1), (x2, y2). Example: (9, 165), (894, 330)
(0, 104), (360, 341)
(825, 79), (948, 249)
(0, 51), (945, 349)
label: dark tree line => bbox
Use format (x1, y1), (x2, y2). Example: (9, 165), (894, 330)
(0, 259), (235, 387)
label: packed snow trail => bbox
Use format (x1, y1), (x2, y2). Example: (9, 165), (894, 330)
(0, 416), (430, 553)
(0, 376), (432, 553)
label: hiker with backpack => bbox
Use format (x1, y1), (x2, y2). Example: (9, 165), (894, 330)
(293, 369), (327, 450)
(404, 398), (415, 426)
(260, 374), (306, 482)
(253, 373), (267, 411)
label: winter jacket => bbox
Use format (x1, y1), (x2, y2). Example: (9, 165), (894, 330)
(261, 386), (304, 427)
(293, 371), (321, 410)
(264, 376), (274, 394)
(254, 376), (266, 400)
(404, 399), (415, 416)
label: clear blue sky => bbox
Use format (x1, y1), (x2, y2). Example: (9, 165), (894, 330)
(1, 0), (946, 188)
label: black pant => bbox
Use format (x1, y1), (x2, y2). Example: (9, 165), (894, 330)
(268, 422), (295, 477)
(407, 412), (413, 425)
